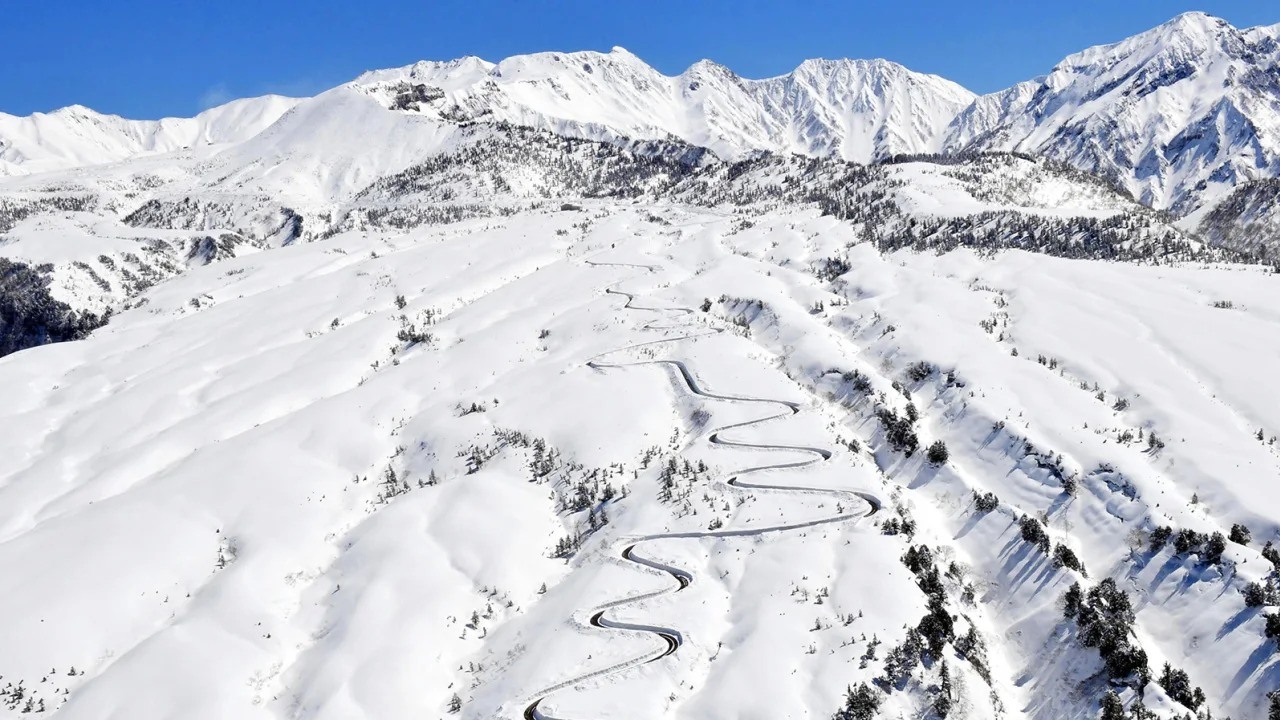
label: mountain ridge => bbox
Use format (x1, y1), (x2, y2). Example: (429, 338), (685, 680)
(4, 11), (1279, 230)
(0, 95), (303, 176)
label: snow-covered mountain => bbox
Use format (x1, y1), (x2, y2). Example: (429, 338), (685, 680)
(2, 13), (1280, 720)
(5, 12), (1280, 227)
(353, 49), (976, 163)
(945, 12), (1280, 217)
(0, 50), (974, 176)
(0, 95), (301, 176)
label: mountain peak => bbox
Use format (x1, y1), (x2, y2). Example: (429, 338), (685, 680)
(1138, 10), (1238, 54)
(49, 104), (101, 119)
(1159, 10), (1229, 33)
(786, 56), (972, 93)
(1061, 9), (1240, 71)
(790, 56), (904, 77)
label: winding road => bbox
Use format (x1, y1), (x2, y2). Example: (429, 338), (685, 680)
(519, 259), (881, 720)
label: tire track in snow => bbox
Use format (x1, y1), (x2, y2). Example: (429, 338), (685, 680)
(518, 260), (881, 719)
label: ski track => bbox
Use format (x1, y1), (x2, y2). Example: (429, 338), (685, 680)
(519, 259), (882, 720)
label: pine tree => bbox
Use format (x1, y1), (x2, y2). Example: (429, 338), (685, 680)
(1264, 611), (1280, 640)
(1264, 541), (1280, 571)
(1099, 690), (1125, 720)
(1204, 532), (1227, 565)
(973, 491), (999, 512)
(1157, 662), (1204, 710)
(926, 440), (949, 466)
(1243, 581), (1269, 607)
(1229, 523), (1252, 545)
(1147, 430), (1164, 451)
(934, 661), (952, 718)
(833, 682), (880, 720)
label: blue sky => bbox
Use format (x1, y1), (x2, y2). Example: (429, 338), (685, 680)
(2, 1), (1275, 118)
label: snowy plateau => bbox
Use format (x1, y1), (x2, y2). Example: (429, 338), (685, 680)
(1, 10), (1280, 720)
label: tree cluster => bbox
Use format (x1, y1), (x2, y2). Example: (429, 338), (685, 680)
(0, 258), (109, 359)
(875, 404), (920, 457)
(1063, 579), (1149, 688)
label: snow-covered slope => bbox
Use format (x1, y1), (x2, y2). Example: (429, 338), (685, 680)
(0, 119), (1213, 355)
(945, 12), (1280, 216)
(1194, 177), (1280, 257)
(1, 201), (1278, 720)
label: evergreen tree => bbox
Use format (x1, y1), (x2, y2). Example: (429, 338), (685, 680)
(875, 406), (919, 456)
(1204, 532), (1227, 565)
(1157, 662), (1204, 710)
(1229, 523), (1252, 545)
(1264, 541), (1280, 571)
(933, 661), (952, 718)
(1265, 611), (1280, 641)
(926, 440), (949, 466)
(1099, 690), (1125, 720)
(1053, 543), (1087, 576)
(1243, 581), (1269, 607)
(1062, 582), (1083, 619)
(1019, 515), (1051, 553)
(1149, 526), (1173, 551)
(833, 682), (880, 720)
(973, 491), (999, 512)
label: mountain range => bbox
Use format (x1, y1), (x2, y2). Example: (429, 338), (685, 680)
(3, 12), (1279, 227)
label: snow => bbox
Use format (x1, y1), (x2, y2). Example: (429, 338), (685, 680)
(885, 160), (1128, 219)
(0, 200), (1276, 718)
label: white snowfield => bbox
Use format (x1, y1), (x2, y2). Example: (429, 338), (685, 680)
(0, 10), (1279, 720)
(0, 201), (1277, 719)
